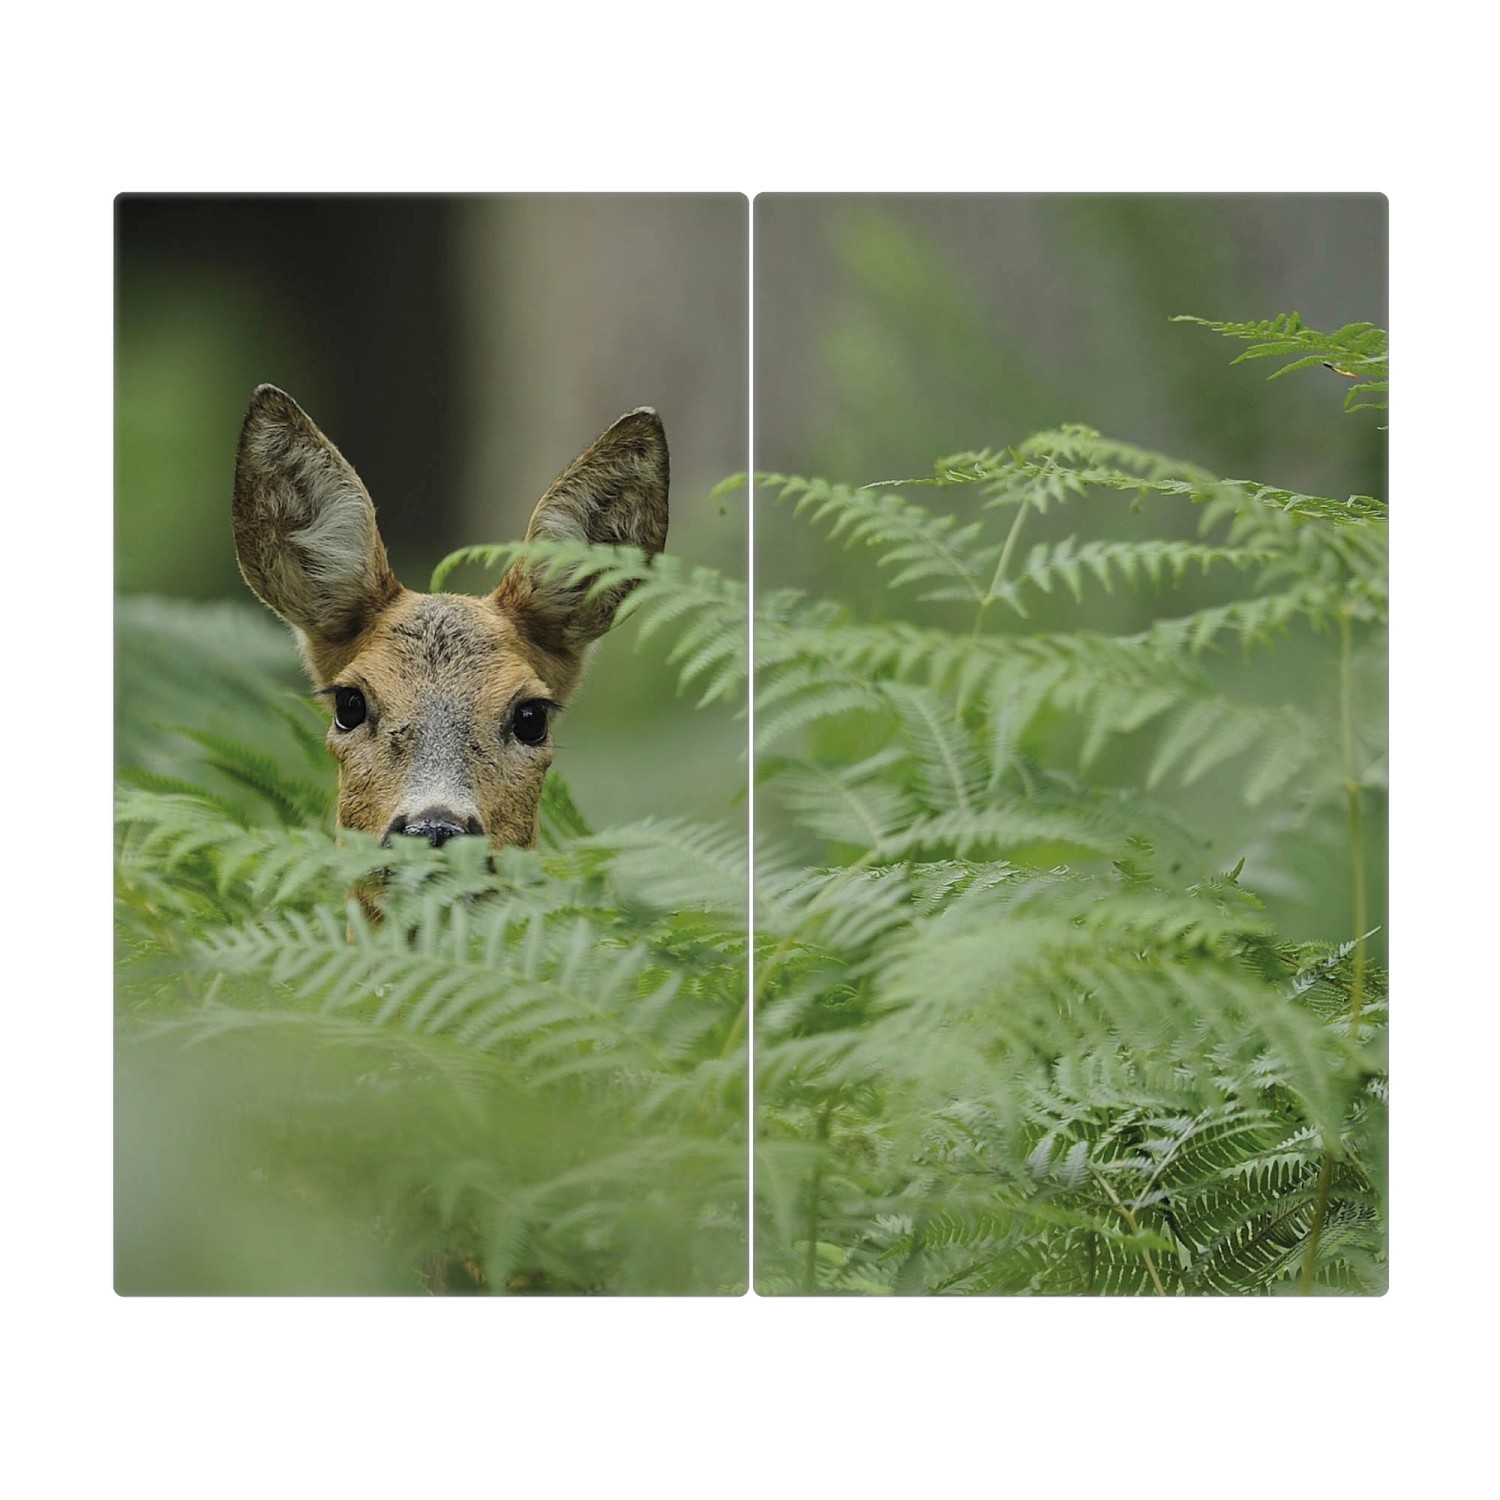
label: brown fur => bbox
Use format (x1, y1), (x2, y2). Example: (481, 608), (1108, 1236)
(232, 385), (668, 848)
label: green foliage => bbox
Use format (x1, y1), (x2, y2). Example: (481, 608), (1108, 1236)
(117, 304), (1388, 1296)
(1172, 312), (1389, 415)
(754, 317), (1388, 1295)
(115, 552), (748, 1295)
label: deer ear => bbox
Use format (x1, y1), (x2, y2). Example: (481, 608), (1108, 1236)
(232, 385), (401, 671)
(493, 407), (669, 648)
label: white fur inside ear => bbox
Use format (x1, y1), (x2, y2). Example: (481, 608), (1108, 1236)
(296, 480), (381, 592)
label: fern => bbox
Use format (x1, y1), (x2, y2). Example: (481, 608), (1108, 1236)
(759, 473), (995, 605)
(754, 314), (1388, 1295)
(116, 532), (749, 1295)
(1171, 312), (1389, 414)
(117, 306), (1387, 1296)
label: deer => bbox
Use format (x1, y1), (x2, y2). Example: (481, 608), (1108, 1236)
(232, 385), (668, 852)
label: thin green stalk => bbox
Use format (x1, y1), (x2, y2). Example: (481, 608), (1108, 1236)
(1091, 1166), (1167, 1296)
(717, 995), (747, 1060)
(1301, 604), (1366, 1295)
(1339, 606), (1369, 1034)
(803, 1101), (833, 1293)
(956, 498), (1030, 722)
(974, 495), (1031, 638)
(1299, 1152), (1337, 1295)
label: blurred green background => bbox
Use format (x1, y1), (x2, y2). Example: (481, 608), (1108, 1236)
(754, 194), (1387, 948)
(116, 194), (748, 825)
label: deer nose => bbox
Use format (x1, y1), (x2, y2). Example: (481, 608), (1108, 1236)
(387, 808), (485, 848)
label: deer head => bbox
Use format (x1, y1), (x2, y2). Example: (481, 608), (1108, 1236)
(232, 385), (668, 849)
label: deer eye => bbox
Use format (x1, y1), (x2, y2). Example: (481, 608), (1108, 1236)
(333, 686), (367, 731)
(512, 699), (551, 745)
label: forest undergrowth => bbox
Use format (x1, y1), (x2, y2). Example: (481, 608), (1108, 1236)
(751, 313), (1387, 1294)
(115, 313), (1386, 1294)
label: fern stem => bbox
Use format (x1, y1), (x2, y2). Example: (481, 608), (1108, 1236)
(1089, 1166), (1166, 1296)
(1298, 1152), (1336, 1295)
(1339, 606), (1368, 1034)
(975, 494), (1031, 633)
(957, 498), (1031, 721)
(803, 1101), (833, 1294)
(717, 995), (747, 1060)
(1301, 604), (1368, 1295)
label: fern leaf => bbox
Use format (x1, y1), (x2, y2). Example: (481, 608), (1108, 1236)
(1172, 313), (1388, 410)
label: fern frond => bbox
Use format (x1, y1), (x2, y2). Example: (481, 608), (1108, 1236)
(1172, 313), (1389, 413)
(759, 472), (993, 603)
(579, 818), (749, 918)
(635, 561), (749, 708)
(1005, 534), (1277, 615)
(172, 727), (331, 826)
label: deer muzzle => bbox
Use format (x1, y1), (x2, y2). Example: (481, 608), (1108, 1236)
(386, 808), (485, 848)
